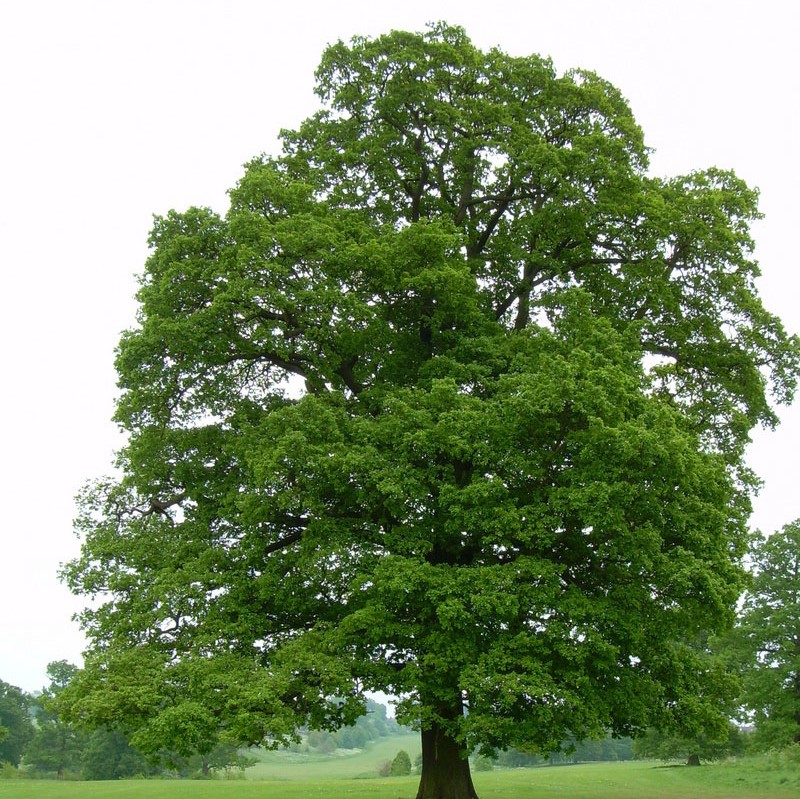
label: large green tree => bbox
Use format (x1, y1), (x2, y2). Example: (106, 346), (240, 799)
(61, 24), (798, 799)
(725, 520), (800, 749)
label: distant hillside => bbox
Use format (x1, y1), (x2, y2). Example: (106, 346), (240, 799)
(247, 731), (420, 781)
(294, 699), (409, 753)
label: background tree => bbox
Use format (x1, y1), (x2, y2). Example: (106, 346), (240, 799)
(21, 661), (155, 780)
(24, 722), (83, 778)
(201, 741), (257, 777)
(0, 681), (33, 768)
(724, 520), (800, 750)
(24, 661), (85, 778)
(61, 24), (799, 799)
(631, 723), (745, 765)
(471, 753), (493, 772)
(79, 727), (149, 780)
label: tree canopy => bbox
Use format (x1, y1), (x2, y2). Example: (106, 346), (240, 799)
(61, 23), (799, 799)
(724, 520), (800, 749)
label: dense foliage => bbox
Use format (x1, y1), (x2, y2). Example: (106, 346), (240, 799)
(60, 23), (798, 799)
(23, 662), (84, 778)
(0, 681), (32, 767)
(0, 664), (252, 780)
(725, 520), (800, 749)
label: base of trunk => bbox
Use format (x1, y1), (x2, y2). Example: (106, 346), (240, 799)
(415, 722), (478, 799)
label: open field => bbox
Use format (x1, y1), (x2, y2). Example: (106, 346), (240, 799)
(1, 758), (799, 799)
(246, 731), (421, 780)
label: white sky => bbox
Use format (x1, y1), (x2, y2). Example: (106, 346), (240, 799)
(1, 0), (798, 694)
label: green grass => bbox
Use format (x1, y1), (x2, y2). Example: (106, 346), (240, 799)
(1, 757), (798, 799)
(473, 759), (800, 799)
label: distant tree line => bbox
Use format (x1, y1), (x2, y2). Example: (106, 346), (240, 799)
(293, 699), (405, 753)
(490, 736), (635, 768)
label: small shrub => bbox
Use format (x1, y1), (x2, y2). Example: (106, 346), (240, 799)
(376, 759), (392, 777)
(390, 749), (412, 776)
(769, 743), (800, 769)
(473, 754), (494, 771)
(0, 762), (22, 779)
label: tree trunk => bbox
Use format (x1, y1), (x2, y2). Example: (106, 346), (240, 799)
(415, 719), (478, 799)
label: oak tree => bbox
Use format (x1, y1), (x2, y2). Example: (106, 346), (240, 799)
(61, 24), (799, 799)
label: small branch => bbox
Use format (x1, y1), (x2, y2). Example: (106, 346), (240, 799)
(130, 491), (189, 519)
(264, 530), (304, 556)
(467, 185), (516, 258)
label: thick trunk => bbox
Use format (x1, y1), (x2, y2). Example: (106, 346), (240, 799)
(415, 719), (478, 799)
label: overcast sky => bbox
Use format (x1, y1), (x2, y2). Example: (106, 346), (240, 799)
(1, 0), (798, 693)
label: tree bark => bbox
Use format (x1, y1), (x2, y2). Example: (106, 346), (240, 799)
(415, 718), (478, 799)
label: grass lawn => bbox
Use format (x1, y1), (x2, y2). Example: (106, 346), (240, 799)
(1, 756), (797, 799)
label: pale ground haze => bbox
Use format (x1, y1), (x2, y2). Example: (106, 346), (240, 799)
(1, 0), (797, 692)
